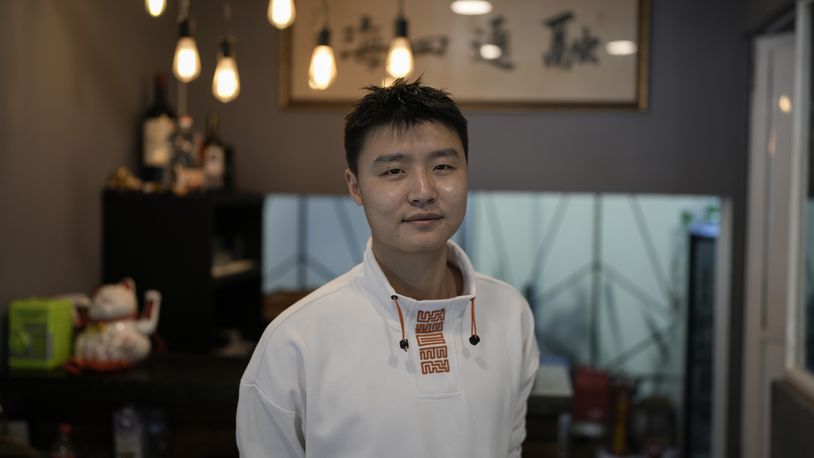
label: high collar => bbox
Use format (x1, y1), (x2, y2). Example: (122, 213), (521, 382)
(358, 238), (477, 322)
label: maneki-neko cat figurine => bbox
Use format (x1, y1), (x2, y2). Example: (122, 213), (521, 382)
(72, 278), (161, 371)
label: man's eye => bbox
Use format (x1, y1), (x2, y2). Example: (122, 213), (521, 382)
(434, 164), (453, 171)
(383, 168), (403, 176)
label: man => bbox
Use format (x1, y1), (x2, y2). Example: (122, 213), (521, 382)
(236, 79), (539, 457)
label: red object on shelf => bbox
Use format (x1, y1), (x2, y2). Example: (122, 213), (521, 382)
(571, 366), (610, 424)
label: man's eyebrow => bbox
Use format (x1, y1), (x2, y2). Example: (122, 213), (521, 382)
(427, 148), (461, 160)
(371, 148), (462, 165)
(372, 153), (407, 165)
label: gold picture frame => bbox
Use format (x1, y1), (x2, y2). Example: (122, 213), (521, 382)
(280, 0), (649, 110)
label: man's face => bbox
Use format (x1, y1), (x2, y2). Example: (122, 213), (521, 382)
(346, 121), (468, 258)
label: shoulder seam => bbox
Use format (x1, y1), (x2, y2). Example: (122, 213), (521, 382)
(241, 382), (300, 417)
(267, 278), (354, 333)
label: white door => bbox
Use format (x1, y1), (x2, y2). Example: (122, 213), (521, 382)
(742, 32), (795, 458)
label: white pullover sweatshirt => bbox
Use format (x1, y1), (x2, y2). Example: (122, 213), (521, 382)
(237, 240), (539, 458)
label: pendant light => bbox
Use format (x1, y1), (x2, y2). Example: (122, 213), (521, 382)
(450, 0), (493, 15)
(172, 0), (201, 83)
(307, 0), (337, 90)
(145, 0), (167, 17)
(212, 1), (240, 102)
(386, 0), (414, 79)
(213, 38), (241, 102)
(268, 0), (296, 29)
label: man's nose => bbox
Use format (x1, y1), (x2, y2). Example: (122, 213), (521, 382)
(408, 170), (437, 206)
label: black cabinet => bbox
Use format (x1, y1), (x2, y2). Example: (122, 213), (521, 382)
(684, 230), (716, 457)
(102, 191), (264, 353)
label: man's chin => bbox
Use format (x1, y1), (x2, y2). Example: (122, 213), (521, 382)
(376, 236), (450, 257)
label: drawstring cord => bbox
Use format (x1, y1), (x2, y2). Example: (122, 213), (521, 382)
(390, 294), (481, 350)
(469, 297), (480, 345)
(391, 295), (409, 351)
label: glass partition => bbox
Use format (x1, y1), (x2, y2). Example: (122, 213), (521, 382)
(262, 192), (720, 413)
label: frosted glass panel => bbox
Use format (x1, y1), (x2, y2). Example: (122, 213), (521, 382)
(262, 191), (720, 405)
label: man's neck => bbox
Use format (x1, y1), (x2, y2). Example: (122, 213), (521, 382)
(372, 242), (462, 301)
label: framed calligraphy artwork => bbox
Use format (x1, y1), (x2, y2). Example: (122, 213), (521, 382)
(280, 0), (649, 110)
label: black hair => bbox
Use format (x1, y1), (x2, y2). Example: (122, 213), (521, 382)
(344, 78), (468, 175)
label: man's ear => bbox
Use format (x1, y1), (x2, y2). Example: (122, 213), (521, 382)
(345, 169), (363, 205)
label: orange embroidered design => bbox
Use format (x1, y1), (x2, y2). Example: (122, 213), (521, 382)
(416, 322), (443, 333)
(419, 347), (448, 360)
(420, 360), (450, 374)
(415, 309), (450, 375)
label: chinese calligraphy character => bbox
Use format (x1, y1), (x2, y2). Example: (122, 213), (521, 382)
(472, 16), (514, 70)
(413, 35), (449, 57)
(341, 16), (388, 71)
(340, 15), (449, 72)
(542, 11), (600, 70)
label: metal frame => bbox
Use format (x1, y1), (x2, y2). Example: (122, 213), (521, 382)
(786, 0), (814, 400)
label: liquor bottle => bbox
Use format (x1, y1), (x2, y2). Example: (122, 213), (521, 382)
(170, 115), (204, 194)
(49, 423), (76, 458)
(202, 112), (226, 190)
(113, 406), (143, 458)
(223, 143), (236, 191)
(141, 73), (176, 185)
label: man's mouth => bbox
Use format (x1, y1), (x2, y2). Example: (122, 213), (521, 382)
(403, 213), (443, 223)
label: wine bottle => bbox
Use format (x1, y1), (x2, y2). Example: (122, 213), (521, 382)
(202, 112), (226, 190)
(170, 115), (204, 194)
(49, 423), (76, 458)
(141, 73), (176, 185)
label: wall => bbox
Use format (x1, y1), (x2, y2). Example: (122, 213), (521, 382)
(771, 381), (814, 457)
(0, 1), (174, 307)
(185, 0), (750, 197)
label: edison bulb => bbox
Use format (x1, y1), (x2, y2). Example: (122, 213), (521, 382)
(386, 37), (413, 78)
(268, 0), (296, 29)
(308, 45), (337, 90)
(381, 75), (396, 87)
(450, 0), (492, 15)
(173, 37), (201, 83)
(213, 56), (240, 103)
(145, 0), (166, 17)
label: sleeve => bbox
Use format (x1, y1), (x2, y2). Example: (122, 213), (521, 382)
(236, 382), (305, 458)
(236, 320), (308, 458)
(508, 303), (540, 458)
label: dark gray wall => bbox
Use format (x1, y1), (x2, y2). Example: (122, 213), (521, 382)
(772, 380), (814, 458)
(185, 0), (750, 197)
(0, 1), (174, 308)
(743, 0), (794, 32)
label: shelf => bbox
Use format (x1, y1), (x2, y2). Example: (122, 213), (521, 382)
(211, 259), (257, 280)
(1, 353), (246, 405)
(103, 190), (264, 351)
(213, 266), (261, 288)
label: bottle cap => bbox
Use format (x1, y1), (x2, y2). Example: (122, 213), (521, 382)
(179, 115), (193, 129)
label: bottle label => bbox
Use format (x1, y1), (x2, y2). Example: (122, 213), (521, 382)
(174, 165), (205, 192)
(143, 115), (175, 166)
(204, 144), (225, 187)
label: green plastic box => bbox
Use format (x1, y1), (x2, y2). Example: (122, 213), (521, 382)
(8, 298), (74, 370)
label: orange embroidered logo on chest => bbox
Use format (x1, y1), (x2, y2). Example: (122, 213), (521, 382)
(416, 309), (450, 374)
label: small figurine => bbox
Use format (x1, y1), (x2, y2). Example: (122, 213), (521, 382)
(105, 166), (143, 191)
(72, 278), (161, 371)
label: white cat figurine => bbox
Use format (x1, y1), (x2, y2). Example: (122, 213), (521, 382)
(73, 278), (161, 370)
